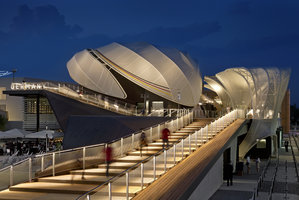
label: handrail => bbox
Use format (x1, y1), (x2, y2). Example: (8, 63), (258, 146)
(267, 154), (279, 200)
(292, 134), (299, 150)
(76, 109), (240, 199)
(76, 146), (167, 200)
(251, 157), (271, 199)
(0, 108), (194, 191)
(289, 134), (299, 182)
(10, 81), (138, 116)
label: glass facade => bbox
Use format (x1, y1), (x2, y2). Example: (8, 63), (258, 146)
(23, 97), (59, 131)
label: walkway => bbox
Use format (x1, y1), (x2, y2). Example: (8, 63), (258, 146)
(0, 119), (213, 199)
(210, 135), (299, 200)
(133, 119), (246, 200)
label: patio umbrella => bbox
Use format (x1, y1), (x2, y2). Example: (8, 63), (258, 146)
(25, 130), (63, 139)
(0, 129), (29, 139)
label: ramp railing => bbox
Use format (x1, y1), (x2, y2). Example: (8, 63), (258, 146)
(10, 82), (138, 115)
(76, 109), (243, 200)
(0, 109), (193, 191)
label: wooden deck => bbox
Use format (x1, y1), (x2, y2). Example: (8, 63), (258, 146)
(133, 119), (246, 200)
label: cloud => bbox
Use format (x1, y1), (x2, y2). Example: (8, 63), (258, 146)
(116, 22), (221, 46)
(4, 4), (82, 40)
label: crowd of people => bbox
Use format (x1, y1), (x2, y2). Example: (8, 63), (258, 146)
(0, 139), (63, 156)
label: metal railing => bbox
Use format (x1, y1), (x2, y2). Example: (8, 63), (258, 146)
(251, 157), (271, 200)
(267, 154), (279, 200)
(0, 109), (194, 191)
(76, 109), (242, 200)
(289, 134), (299, 182)
(10, 82), (138, 116)
(10, 82), (193, 118)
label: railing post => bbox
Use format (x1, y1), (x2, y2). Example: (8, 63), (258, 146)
(191, 111), (193, 122)
(121, 137), (124, 157)
(87, 194), (90, 200)
(164, 150), (167, 173)
(206, 125), (209, 141)
(10, 165), (13, 186)
(29, 158), (32, 182)
(41, 155), (44, 172)
(126, 172), (129, 200)
(83, 147), (86, 170)
(141, 163), (144, 189)
(195, 130), (198, 147)
(158, 125), (160, 139)
(150, 127), (153, 142)
(108, 181), (112, 200)
(52, 152), (55, 176)
(188, 135), (191, 155)
(182, 139), (184, 159)
(132, 133), (135, 149)
(153, 156), (156, 180)
(201, 128), (203, 144)
(174, 144), (176, 164)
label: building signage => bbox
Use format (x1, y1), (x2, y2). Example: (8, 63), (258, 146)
(11, 82), (45, 90)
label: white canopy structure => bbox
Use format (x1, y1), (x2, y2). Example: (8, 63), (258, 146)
(205, 67), (291, 157)
(67, 42), (202, 107)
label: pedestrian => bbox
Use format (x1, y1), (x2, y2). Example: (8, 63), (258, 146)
(140, 131), (147, 157)
(225, 161), (233, 186)
(105, 144), (113, 177)
(17, 140), (22, 156)
(256, 157), (261, 173)
(162, 127), (170, 149)
(284, 140), (289, 152)
(246, 156), (251, 174)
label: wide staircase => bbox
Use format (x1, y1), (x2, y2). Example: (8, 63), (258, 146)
(0, 110), (241, 200)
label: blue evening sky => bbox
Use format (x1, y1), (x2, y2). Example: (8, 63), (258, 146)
(0, 0), (298, 104)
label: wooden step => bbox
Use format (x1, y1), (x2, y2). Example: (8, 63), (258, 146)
(9, 182), (98, 195)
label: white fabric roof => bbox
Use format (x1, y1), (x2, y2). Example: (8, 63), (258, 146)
(67, 42), (202, 107)
(204, 67), (290, 157)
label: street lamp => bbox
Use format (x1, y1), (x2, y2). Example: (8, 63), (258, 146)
(11, 69), (17, 82)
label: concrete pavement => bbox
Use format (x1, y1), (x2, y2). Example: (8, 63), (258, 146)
(210, 135), (299, 200)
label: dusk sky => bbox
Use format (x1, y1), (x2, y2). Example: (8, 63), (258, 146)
(0, 0), (298, 104)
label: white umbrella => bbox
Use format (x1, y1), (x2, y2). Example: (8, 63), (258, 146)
(25, 130), (62, 139)
(0, 129), (29, 139)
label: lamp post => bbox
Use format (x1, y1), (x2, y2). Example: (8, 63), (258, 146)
(11, 69), (17, 82)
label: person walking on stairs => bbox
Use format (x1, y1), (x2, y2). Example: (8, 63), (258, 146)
(105, 144), (113, 177)
(140, 131), (147, 157)
(162, 127), (170, 149)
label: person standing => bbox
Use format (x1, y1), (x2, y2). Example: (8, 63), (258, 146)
(246, 156), (251, 174)
(256, 157), (261, 173)
(284, 140), (289, 152)
(227, 161), (233, 186)
(162, 127), (170, 149)
(105, 144), (113, 177)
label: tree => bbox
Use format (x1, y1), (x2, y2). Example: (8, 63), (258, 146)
(0, 115), (7, 131)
